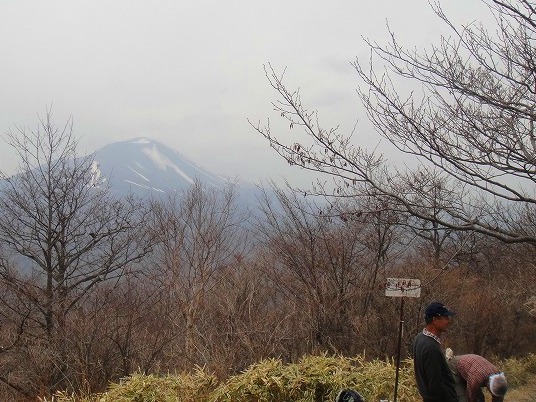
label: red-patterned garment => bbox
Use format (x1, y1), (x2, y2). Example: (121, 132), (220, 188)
(454, 354), (503, 402)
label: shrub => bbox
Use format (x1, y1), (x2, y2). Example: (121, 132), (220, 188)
(44, 353), (536, 402)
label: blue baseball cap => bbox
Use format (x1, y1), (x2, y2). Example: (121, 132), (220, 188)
(425, 302), (456, 318)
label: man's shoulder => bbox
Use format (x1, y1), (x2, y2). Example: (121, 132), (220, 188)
(414, 331), (433, 345)
(413, 332), (440, 354)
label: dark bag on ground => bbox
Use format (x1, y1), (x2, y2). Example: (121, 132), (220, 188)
(335, 389), (364, 402)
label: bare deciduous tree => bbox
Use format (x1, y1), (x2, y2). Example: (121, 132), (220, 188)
(251, 0), (536, 244)
(0, 110), (152, 398)
(255, 185), (403, 355)
(148, 180), (249, 368)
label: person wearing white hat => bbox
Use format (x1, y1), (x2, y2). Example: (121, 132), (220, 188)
(446, 350), (508, 402)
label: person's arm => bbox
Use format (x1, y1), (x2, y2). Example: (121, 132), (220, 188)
(465, 376), (486, 402)
(465, 380), (477, 402)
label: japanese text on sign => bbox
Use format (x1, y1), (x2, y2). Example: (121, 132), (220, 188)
(385, 278), (421, 298)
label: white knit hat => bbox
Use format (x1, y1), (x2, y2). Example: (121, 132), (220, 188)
(489, 372), (508, 397)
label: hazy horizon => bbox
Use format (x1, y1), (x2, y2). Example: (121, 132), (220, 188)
(1, 0), (489, 187)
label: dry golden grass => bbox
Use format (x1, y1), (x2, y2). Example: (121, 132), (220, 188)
(210, 355), (419, 402)
(42, 353), (536, 402)
(504, 376), (536, 402)
(500, 353), (536, 402)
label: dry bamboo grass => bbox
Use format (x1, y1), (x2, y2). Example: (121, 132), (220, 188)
(43, 353), (536, 402)
(499, 353), (536, 388)
(45, 367), (218, 402)
(211, 354), (420, 402)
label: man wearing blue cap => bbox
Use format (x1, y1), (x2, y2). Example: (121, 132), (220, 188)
(413, 301), (458, 402)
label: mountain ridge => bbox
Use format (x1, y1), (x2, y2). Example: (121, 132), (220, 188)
(91, 137), (260, 204)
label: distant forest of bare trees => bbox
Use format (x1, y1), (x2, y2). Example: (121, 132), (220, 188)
(0, 112), (534, 401)
(3, 1), (536, 399)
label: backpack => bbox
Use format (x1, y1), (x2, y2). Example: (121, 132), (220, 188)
(335, 389), (364, 402)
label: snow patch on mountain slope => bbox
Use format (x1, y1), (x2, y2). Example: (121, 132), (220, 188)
(124, 180), (165, 193)
(142, 144), (194, 184)
(131, 138), (151, 144)
(128, 166), (150, 182)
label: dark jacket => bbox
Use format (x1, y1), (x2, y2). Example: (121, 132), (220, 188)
(413, 332), (458, 402)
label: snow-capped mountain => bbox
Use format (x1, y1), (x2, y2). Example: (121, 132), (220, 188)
(91, 137), (256, 201)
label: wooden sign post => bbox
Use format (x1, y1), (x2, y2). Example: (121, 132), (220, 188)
(385, 278), (421, 402)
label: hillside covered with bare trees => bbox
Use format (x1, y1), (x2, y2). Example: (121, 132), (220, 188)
(0, 110), (534, 401)
(2, 1), (536, 399)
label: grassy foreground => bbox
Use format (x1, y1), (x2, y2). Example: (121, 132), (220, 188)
(43, 353), (536, 402)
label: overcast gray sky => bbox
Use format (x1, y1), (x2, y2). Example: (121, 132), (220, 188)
(1, 0), (488, 187)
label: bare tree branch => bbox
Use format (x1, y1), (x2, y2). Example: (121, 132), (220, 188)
(252, 1), (536, 244)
